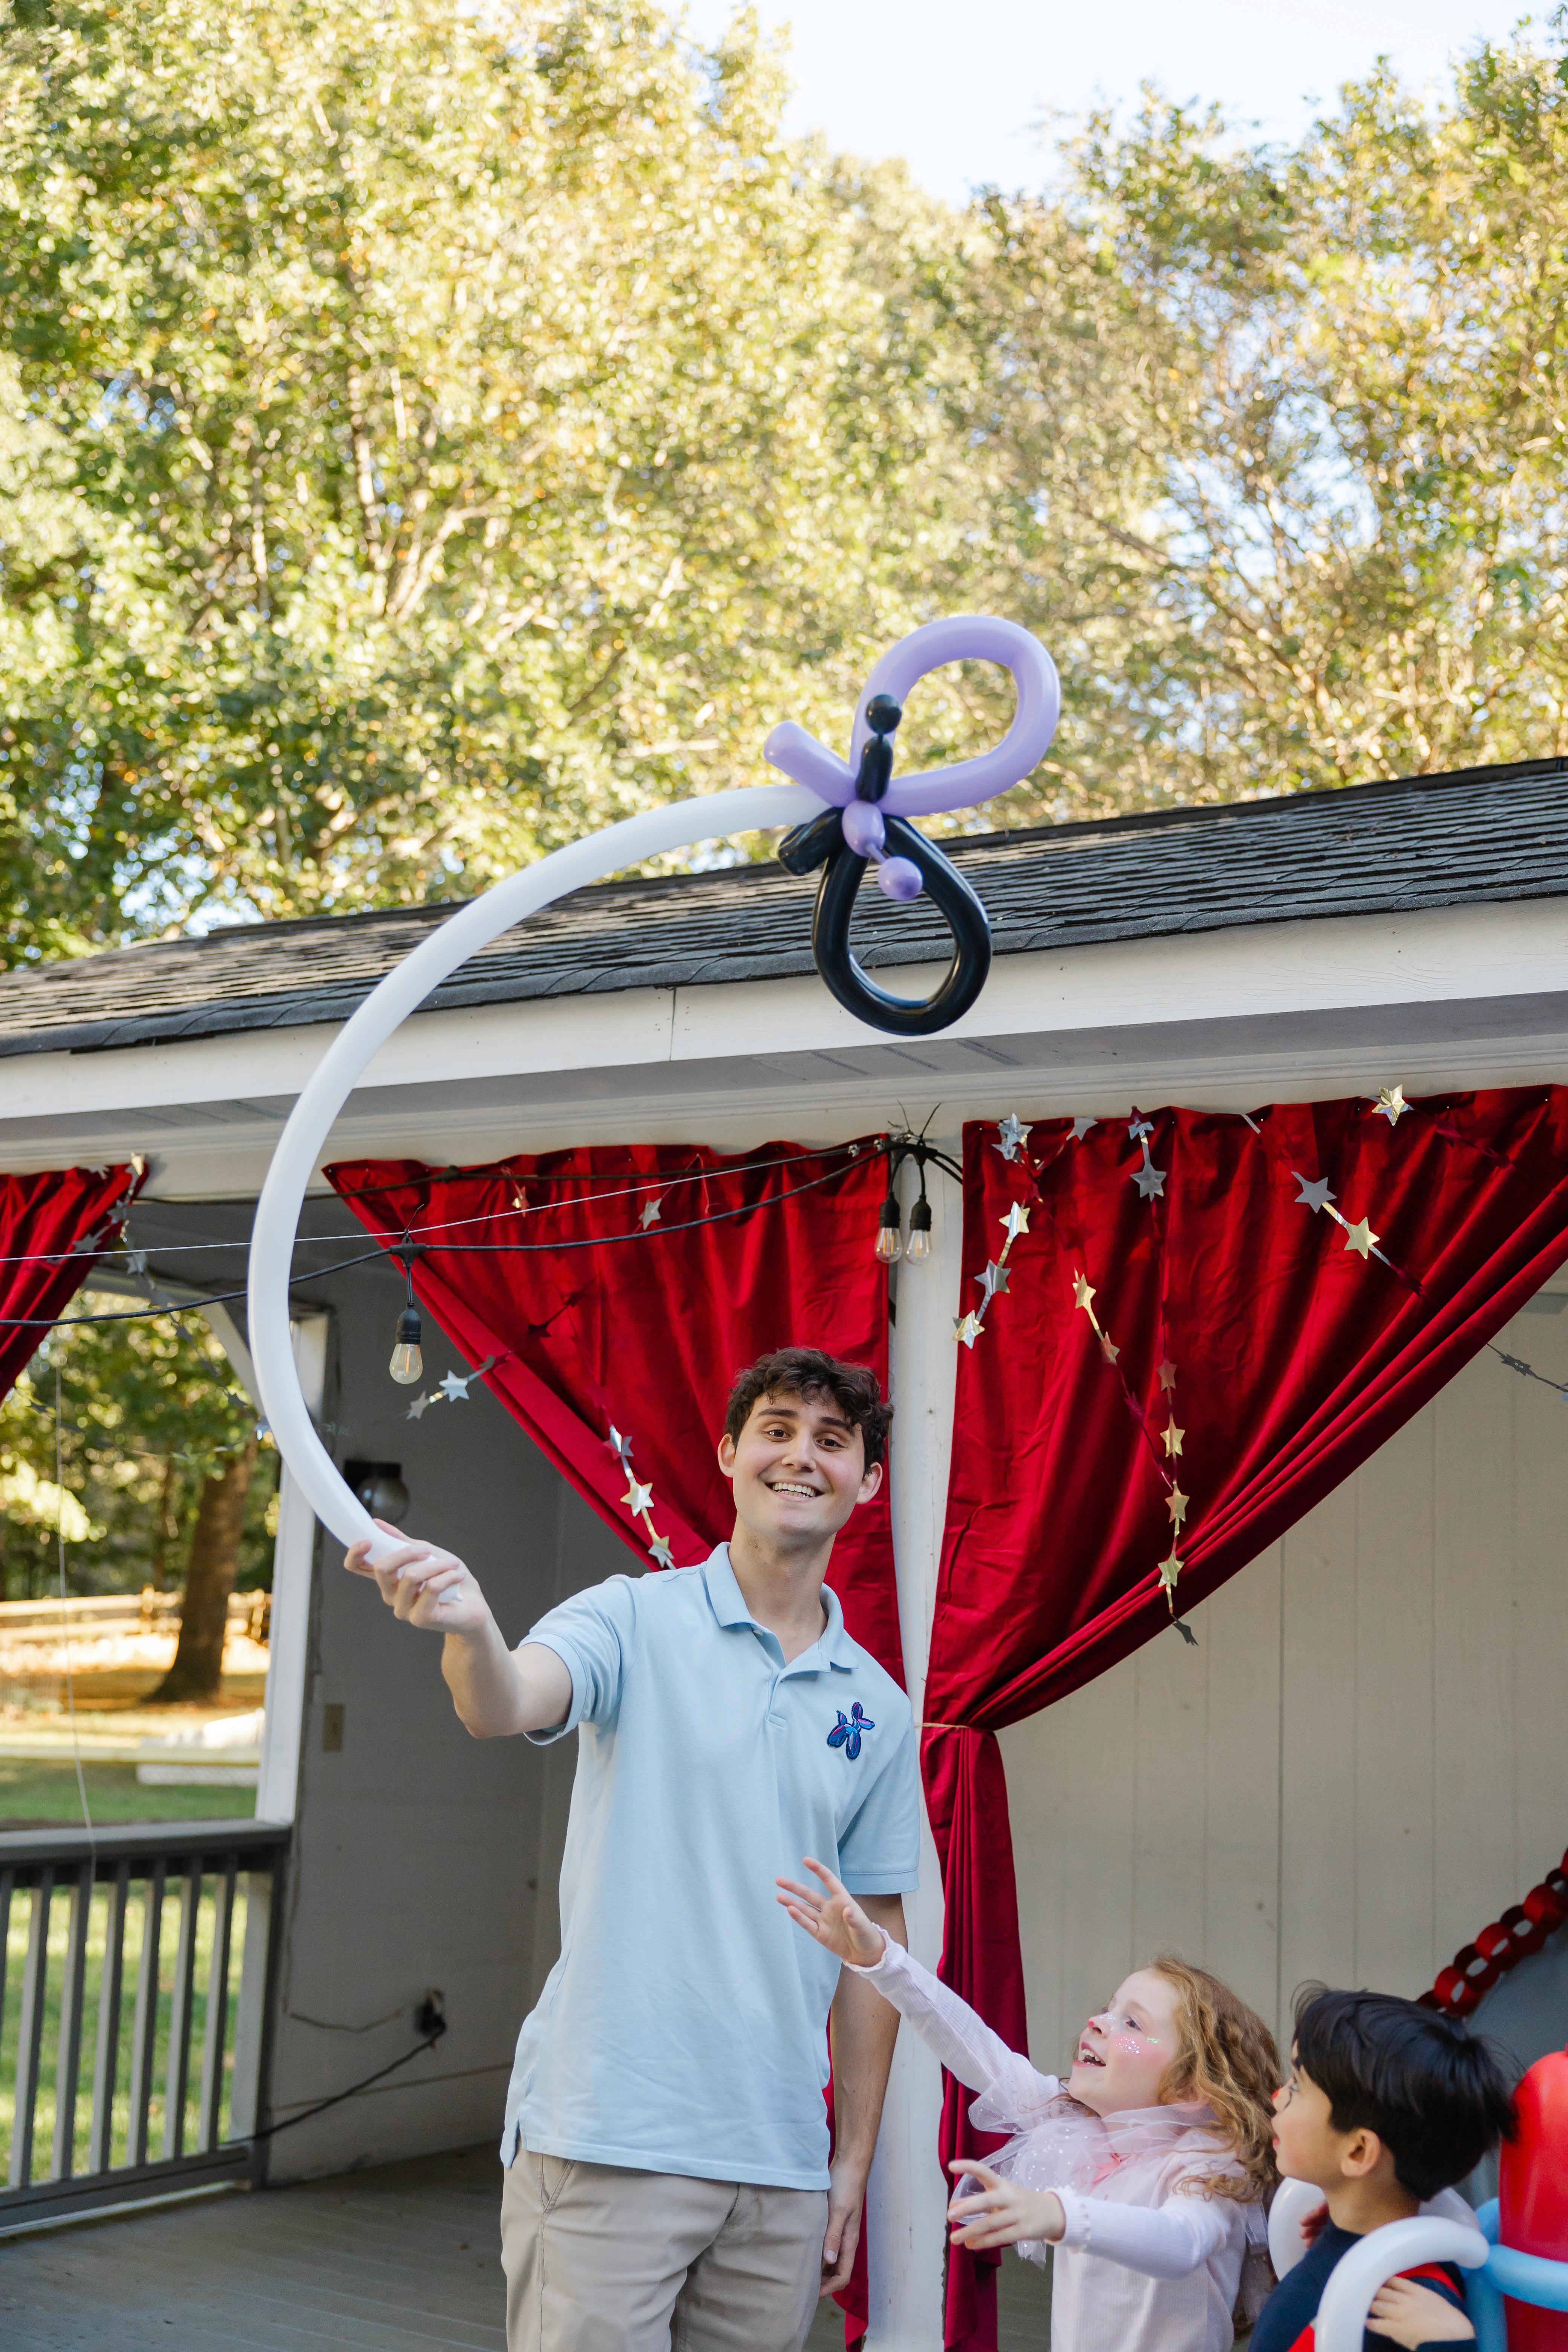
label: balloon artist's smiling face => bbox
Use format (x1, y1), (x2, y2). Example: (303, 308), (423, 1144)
(1068, 1969), (1182, 2115)
(718, 1389), (881, 1548)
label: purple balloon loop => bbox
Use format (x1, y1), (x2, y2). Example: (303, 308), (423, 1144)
(762, 614), (1060, 821)
(767, 615), (1059, 1038)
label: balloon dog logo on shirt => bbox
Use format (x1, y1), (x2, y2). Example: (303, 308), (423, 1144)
(827, 1703), (875, 1759)
(247, 614), (1060, 1570)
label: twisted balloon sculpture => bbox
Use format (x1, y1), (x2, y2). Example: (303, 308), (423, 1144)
(248, 613), (1058, 1566)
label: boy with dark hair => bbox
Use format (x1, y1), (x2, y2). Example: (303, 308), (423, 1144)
(1254, 1988), (1516, 2352)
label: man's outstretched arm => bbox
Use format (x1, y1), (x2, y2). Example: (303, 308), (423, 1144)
(344, 1524), (571, 1737)
(821, 1890), (907, 2297)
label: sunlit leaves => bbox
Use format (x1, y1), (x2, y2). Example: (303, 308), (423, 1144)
(0, 0), (975, 950)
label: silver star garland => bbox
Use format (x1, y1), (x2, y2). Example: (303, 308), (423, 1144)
(1131, 1136), (1166, 1200)
(406, 1352), (505, 1422)
(955, 1197), (1032, 1348)
(607, 1426), (676, 1565)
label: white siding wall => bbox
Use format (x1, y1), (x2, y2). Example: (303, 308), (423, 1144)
(999, 1289), (1568, 2072)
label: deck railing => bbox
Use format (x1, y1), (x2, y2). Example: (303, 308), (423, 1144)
(0, 1819), (288, 2228)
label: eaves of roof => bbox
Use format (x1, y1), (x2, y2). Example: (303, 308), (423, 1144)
(2, 754), (1566, 1062)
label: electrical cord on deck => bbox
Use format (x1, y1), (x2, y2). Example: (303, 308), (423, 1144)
(249, 1996), (447, 2141)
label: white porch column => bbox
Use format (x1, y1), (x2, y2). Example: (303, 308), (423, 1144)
(254, 1311), (330, 1826)
(865, 1138), (963, 2351)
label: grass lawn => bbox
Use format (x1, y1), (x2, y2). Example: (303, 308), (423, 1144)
(0, 1756), (257, 1827)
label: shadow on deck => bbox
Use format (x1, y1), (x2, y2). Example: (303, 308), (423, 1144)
(0, 2143), (1055, 2350)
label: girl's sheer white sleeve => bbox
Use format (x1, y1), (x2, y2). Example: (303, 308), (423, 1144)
(847, 1935), (1058, 2112)
(1052, 2188), (1234, 2278)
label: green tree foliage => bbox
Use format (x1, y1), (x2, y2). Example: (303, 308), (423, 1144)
(7, 6), (1568, 934)
(0, 0), (978, 956)
(957, 37), (1568, 812)
(0, 1303), (273, 1602)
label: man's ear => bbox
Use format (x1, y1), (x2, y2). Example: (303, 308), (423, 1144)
(717, 1431), (737, 1482)
(856, 1458), (884, 1504)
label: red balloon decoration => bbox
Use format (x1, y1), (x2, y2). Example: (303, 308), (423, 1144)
(1423, 1853), (1568, 2016)
(1500, 2044), (1568, 2351)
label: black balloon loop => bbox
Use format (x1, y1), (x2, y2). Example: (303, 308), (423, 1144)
(777, 809), (992, 1039)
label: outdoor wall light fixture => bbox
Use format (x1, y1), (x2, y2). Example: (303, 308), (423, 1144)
(345, 1461), (411, 1524)
(249, 615), (1058, 1574)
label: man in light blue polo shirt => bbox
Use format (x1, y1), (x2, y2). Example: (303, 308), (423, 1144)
(348, 1346), (919, 2352)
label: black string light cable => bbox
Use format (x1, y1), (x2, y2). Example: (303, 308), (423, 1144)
(9, 1133), (1565, 1420)
(0, 1139), (882, 1268)
(0, 1135), (955, 1342)
(0, 1245), (390, 1331)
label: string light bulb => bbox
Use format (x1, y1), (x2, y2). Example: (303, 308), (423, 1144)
(906, 1193), (933, 1263)
(874, 1192), (903, 1264)
(389, 1254), (424, 1384)
(389, 1305), (424, 1385)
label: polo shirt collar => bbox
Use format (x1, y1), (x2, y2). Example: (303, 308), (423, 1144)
(703, 1544), (859, 1671)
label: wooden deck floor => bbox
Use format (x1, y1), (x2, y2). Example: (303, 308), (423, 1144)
(0, 2145), (1054, 2350)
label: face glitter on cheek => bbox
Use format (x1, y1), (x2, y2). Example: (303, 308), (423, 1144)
(1107, 2032), (1156, 2058)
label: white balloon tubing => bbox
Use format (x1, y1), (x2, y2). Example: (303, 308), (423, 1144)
(248, 615), (1059, 1568)
(1310, 2216), (1489, 2352)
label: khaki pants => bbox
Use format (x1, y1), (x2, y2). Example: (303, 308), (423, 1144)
(500, 2151), (830, 2352)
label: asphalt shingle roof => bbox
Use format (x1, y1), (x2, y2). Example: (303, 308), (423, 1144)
(4, 755), (1566, 1061)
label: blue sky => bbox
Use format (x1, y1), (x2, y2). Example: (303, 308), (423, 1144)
(682, 0), (1553, 204)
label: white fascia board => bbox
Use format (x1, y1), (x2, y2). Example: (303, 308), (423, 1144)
(0, 985), (676, 1121)
(672, 895), (1568, 1062)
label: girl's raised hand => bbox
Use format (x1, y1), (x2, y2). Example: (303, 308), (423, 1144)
(775, 1856), (886, 1966)
(947, 2161), (1065, 2251)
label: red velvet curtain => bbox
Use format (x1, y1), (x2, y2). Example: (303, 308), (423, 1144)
(325, 1138), (902, 1677)
(925, 1087), (1568, 2351)
(0, 1164), (145, 1396)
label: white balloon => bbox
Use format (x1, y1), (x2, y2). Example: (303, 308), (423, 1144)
(1267, 2177), (1326, 2278)
(1311, 2216), (1487, 2352)
(247, 785), (812, 1568)
(248, 615), (1058, 1570)
(1269, 2180), (1483, 2288)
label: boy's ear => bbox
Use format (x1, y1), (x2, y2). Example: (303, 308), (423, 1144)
(1339, 2125), (1389, 2182)
(717, 1432), (737, 1481)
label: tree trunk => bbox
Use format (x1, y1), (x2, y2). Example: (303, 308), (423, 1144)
(151, 1442), (256, 1704)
